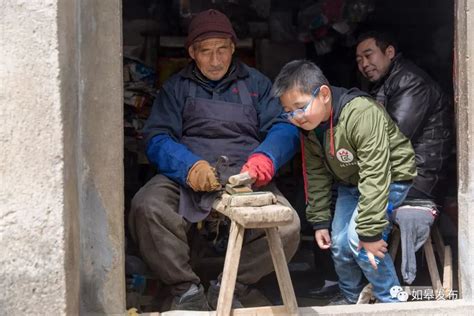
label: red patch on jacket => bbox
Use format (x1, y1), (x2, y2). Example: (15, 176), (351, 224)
(232, 87), (258, 97)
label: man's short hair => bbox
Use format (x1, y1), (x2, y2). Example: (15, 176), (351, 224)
(356, 31), (398, 53)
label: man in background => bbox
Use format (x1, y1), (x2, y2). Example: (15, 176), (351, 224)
(356, 31), (452, 203)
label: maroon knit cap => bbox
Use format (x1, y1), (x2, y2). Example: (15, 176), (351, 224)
(186, 9), (238, 49)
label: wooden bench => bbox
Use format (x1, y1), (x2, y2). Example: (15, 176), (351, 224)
(212, 193), (299, 316)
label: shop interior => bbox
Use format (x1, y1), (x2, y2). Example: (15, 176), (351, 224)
(122, 0), (458, 312)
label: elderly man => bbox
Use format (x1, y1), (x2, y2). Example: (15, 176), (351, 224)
(355, 31), (452, 202)
(128, 9), (300, 311)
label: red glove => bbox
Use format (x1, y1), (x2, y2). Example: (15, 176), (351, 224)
(240, 153), (275, 187)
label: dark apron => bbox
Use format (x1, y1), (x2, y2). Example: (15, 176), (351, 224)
(178, 80), (261, 222)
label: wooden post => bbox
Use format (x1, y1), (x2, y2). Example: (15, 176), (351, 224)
(389, 226), (401, 260)
(265, 228), (299, 316)
(443, 245), (453, 296)
(431, 226), (445, 265)
(216, 221), (245, 316)
(423, 236), (443, 296)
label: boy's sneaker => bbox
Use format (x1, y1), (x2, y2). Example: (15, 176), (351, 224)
(170, 284), (210, 311)
(307, 280), (340, 299)
(327, 292), (356, 305)
(207, 280), (244, 310)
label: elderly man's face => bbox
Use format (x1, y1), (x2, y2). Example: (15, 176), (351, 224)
(188, 38), (235, 81)
(356, 38), (395, 82)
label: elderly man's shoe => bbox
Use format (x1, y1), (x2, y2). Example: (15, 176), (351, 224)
(170, 284), (210, 311)
(207, 280), (244, 310)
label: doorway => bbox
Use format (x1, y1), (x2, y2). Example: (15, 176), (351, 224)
(119, 0), (458, 313)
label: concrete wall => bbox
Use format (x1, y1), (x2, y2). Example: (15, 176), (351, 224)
(455, 0), (474, 301)
(78, 0), (125, 314)
(0, 1), (80, 314)
(0, 0), (124, 315)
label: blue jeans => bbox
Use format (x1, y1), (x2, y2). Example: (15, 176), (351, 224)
(331, 182), (411, 303)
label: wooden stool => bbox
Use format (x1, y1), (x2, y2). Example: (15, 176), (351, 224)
(212, 197), (298, 316)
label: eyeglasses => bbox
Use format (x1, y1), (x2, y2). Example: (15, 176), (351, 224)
(282, 87), (321, 121)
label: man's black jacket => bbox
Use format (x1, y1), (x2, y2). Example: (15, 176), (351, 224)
(369, 54), (453, 200)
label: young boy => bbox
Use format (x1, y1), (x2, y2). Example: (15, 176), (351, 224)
(272, 60), (416, 304)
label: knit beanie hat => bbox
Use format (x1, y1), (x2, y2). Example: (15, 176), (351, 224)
(186, 9), (238, 49)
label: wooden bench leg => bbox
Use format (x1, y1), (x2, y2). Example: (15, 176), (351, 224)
(443, 245), (453, 295)
(216, 221), (245, 316)
(265, 227), (298, 316)
(423, 235), (443, 295)
(389, 226), (401, 260)
(431, 225), (445, 265)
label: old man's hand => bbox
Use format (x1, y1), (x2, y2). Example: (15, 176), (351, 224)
(187, 160), (221, 192)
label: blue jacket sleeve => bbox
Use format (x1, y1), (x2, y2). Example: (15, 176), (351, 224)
(146, 134), (201, 186)
(252, 122), (300, 171)
(246, 68), (299, 170)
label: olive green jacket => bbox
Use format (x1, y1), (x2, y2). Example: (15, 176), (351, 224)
(304, 86), (416, 241)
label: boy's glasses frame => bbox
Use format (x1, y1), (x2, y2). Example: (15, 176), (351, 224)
(282, 86), (321, 121)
